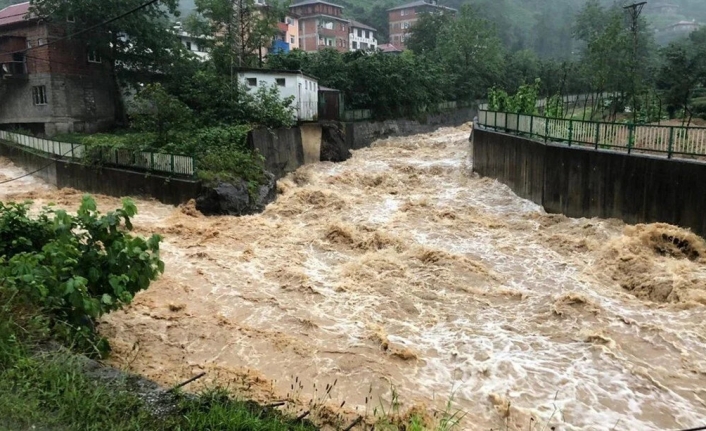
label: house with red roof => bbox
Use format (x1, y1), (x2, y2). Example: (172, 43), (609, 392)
(0, 2), (115, 136)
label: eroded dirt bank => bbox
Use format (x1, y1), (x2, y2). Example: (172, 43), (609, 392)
(2, 126), (706, 430)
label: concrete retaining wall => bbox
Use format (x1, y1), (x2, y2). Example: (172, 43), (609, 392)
(472, 128), (706, 237)
(0, 142), (200, 206)
(345, 107), (476, 151)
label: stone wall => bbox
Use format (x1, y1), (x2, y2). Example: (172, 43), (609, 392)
(472, 128), (706, 237)
(0, 141), (200, 206)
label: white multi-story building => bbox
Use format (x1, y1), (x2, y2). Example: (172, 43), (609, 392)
(237, 69), (319, 121)
(173, 22), (210, 60)
(349, 20), (377, 51)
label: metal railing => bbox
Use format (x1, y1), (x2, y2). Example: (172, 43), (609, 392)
(478, 110), (706, 159)
(343, 109), (372, 121)
(0, 130), (195, 176)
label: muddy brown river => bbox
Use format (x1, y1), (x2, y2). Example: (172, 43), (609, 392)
(2, 125), (706, 430)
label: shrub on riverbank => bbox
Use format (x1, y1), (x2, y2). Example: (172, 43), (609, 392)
(0, 197), (318, 430)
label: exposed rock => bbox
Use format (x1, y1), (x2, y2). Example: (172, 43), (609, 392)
(195, 172), (277, 216)
(320, 122), (351, 162)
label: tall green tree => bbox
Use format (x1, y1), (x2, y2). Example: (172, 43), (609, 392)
(187, 0), (287, 69)
(406, 11), (452, 55)
(30, 0), (188, 124)
(30, 0), (186, 84)
(436, 4), (505, 101)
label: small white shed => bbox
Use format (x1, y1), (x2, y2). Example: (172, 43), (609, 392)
(237, 69), (319, 122)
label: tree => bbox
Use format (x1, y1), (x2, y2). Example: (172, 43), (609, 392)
(436, 4), (506, 101)
(31, 0), (186, 83)
(406, 12), (452, 55)
(130, 83), (194, 147)
(187, 0), (286, 69)
(30, 0), (188, 124)
(657, 31), (706, 122)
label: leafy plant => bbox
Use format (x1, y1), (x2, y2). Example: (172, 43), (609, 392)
(0, 197), (163, 354)
(130, 83), (194, 148)
(488, 79), (541, 114)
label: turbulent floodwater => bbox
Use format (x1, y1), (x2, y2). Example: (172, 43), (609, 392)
(2, 126), (706, 430)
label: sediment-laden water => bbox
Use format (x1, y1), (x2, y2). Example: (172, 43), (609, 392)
(2, 125), (705, 430)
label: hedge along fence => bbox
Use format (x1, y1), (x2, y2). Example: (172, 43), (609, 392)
(478, 110), (706, 159)
(0, 130), (195, 176)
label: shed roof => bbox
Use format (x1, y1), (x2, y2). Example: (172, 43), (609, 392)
(0, 2), (31, 28)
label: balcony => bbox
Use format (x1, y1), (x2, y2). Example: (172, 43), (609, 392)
(0, 61), (27, 79)
(317, 26), (338, 37)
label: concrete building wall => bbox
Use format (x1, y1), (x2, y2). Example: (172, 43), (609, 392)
(0, 22), (115, 135)
(237, 71), (319, 121)
(388, 7), (417, 48)
(472, 128), (706, 237)
(349, 26), (377, 50)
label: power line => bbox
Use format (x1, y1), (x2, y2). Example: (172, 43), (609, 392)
(0, 0), (162, 58)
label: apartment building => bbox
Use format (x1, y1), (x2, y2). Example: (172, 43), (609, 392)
(290, 0), (349, 52)
(349, 20), (377, 51)
(271, 14), (300, 54)
(388, 0), (456, 49)
(0, 2), (115, 136)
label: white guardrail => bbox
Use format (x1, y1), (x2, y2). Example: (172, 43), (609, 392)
(0, 130), (195, 176)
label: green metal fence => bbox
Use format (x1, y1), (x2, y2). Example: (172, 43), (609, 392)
(478, 110), (706, 159)
(0, 130), (195, 176)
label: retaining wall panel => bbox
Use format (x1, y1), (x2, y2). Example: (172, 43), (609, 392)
(473, 128), (706, 237)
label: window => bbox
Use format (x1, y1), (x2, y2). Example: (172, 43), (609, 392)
(32, 86), (47, 105)
(291, 36), (295, 44)
(88, 50), (102, 63)
(276, 78), (286, 87)
(305, 81), (308, 90)
(403, 22), (410, 29)
(247, 77), (257, 86)
(357, 29), (362, 37)
(185, 41), (192, 50)
(327, 39), (332, 46)
(37, 38), (47, 46)
(401, 9), (408, 16)
(26, 40), (32, 49)
(352, 41), (358, 49)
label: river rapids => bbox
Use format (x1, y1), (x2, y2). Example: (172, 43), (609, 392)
(1, 124), (706, 430)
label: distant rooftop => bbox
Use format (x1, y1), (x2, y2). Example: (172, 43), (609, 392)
(378, 43), (402, 53)
(290, 0), (344, 9)
(0, 2), (31, 27)
(387, 0), (456, 12)
(349, 20), (376, 31)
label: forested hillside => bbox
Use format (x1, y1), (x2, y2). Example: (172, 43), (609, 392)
(337, 0), (706, 53)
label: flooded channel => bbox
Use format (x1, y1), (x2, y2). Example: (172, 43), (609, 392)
(1, 125), (706, 430)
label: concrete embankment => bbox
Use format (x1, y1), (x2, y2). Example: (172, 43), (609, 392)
(472, 127), (706, 237)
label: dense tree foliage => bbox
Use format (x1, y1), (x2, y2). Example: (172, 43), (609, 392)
(0, 197), (163, 354)
(186, 0), (288, 68)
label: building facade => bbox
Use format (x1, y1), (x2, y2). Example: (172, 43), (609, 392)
(388, 0), (456, 49)
(173, 23), (211, 60)
(271, 14), (300, 55)
(349, 20), (377, 51)
(290, 0), (349, 52)
(237, 69), (319, 121)
(0, 2), (115, 136)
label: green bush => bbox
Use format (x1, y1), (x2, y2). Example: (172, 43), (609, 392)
(0, 197), (163, 354)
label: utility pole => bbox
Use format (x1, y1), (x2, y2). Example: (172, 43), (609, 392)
(623, 1), (647, 123)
